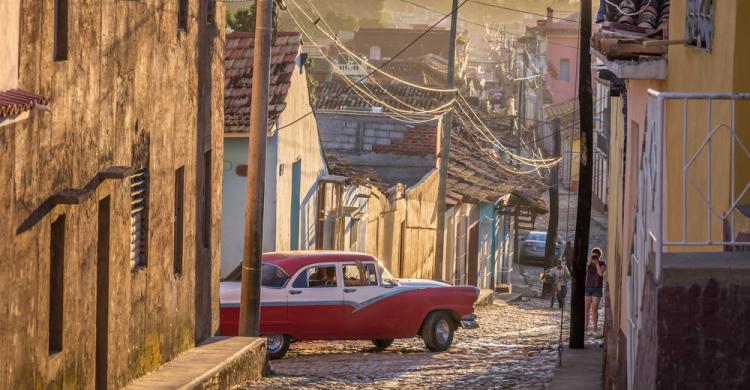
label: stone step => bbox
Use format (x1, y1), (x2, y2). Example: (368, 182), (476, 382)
(124, 337), (267, 390)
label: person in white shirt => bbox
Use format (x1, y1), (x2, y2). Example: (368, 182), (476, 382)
(545, 260), (571, 308)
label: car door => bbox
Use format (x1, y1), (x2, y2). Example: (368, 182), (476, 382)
(286, 263), (344, 339)
(341, 261), (400, 339)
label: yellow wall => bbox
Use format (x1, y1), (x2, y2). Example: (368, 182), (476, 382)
(662, 0), (747, 249)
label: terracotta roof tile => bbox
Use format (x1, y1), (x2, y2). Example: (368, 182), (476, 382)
(0, 89), (50, 117)
(224, 32), (302, 133)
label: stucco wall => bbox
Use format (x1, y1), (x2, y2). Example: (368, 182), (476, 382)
(0, 0), (19, 90)
(0, 1), (225, 388)
(221, 63), (326, 277)
(544, 34), (579, 105)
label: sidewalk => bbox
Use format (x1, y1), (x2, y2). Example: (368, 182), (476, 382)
(549, 344), (603, 390)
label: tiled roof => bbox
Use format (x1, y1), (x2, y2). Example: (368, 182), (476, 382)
(544, 98), (579, 137)
(447, 125), (547, 211)
(600, 0), (670, 32)
(224, 32), (302, 133)
(315, 79), (447, 112)
(0, 89), (50, 117)
(369, 55), (451, 88)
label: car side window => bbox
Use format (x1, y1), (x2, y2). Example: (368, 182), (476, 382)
(343, 263), (378, 287)
(292, 265), (338, 288)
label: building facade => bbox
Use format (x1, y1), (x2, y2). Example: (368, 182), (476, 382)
(0, 0), (225, 388)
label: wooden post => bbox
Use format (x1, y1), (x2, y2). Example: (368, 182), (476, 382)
(542, 118), (561, 298)
(239, 0), (273, 337)
(570, 0), (593, 349)
(433, 0), (460, 280)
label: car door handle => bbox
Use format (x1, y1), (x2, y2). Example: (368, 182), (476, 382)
(289, 290), (302, 295)
(343, 288), (357, 293)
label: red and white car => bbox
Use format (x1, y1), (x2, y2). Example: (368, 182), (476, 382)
(220, 251), (480, 359)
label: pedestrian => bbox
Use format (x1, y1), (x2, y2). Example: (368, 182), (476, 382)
(584, 247), (606, 333)
(545, 260), (571, 308)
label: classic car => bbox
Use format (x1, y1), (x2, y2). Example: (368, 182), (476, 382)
(220, 251), (480, 359)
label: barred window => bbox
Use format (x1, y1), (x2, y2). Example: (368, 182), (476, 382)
(130, 169), (149, 269)
(686, 0), (713, 50)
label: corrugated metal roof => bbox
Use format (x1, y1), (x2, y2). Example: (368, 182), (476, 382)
(224, 32), (302, 133)
(0, 89), (50, 117)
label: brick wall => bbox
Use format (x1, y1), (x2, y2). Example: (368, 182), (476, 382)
(372, 125), (436, 155)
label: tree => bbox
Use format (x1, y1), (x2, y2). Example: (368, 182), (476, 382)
(227, 6), (256, 32)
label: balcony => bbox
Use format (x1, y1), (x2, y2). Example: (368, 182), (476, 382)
(627, 90), (750, 388)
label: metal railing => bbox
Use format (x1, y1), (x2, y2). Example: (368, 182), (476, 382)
(628, 90), (750, 389)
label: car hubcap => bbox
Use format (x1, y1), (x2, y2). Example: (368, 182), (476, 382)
(267, 334), (283, 353)
(435, 320), (450, 344)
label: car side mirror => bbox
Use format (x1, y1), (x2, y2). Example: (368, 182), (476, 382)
(382, 280), (395, 288)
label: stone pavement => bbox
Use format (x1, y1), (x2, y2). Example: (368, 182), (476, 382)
(238, 298), (570, 389)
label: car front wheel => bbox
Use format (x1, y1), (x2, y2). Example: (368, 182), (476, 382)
(371, 339), (394, 351)
(266, 334), (290, 359)
(422, 312), (454, 352)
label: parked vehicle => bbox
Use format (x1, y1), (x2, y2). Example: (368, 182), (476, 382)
(220, 251), (480, 359)
(519, 231), (562, 265)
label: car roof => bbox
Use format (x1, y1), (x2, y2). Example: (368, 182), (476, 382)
(263, 251), (377, 277)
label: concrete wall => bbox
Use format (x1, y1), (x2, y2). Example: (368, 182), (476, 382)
(221, 64), (326, 277)
(316, 112), (437, 186)
(543, 33), (578, 104)
(0, 0), (19, 90)
(0, 1), (225, 388)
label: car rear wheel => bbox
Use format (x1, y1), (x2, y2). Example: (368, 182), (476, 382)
(371, 339), (394, 351)
(266, 334), (290, 360)
(422, 311), (454, 352)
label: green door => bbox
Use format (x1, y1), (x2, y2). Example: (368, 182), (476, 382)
(290, 160), (301, 250)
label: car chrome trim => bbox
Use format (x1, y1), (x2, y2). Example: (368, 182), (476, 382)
(461, 320), (479, 329)
(461, 313), (477, 321)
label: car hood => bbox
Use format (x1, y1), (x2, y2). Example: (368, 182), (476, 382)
(397, 279), (451, 288)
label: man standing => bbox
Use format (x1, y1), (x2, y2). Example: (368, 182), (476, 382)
(546, 260), (571, 308)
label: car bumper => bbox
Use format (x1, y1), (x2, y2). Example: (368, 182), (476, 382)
(461, 314), (479, 330)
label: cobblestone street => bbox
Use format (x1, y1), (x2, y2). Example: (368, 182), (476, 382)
(238, 298), (570, 389)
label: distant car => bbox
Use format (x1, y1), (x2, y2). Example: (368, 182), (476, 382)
(519, 231), (561, 265)
(219, 251), (480, 359)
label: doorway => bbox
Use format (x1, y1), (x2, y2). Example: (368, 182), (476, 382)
(467, 222), (479, 286)
(95, 196), (111, 390)
(290, 160), (302, 250)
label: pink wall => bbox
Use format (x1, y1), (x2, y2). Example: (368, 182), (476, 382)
(544, 33), (579, 104)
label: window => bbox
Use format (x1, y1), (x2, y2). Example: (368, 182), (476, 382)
(174, 166), (184, 275)
(130, 169), (148, 269)
(343, 263), (378, 287)
(178, 0), (189, 31)
(54, 0), (68, 61)
(261, 264), (289, 288)
(379, 264), (397, 287)
(559, 59), (570, 81)
(49, 214), (65, 354)
(202, 150), (211, 249)
(686, 0), (713, 50)
(292, 265), (337, 288)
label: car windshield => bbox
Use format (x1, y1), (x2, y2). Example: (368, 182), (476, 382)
(261, 264), (288, 288)
(527, 232), (546, 241)
(379, 264), (398, 286)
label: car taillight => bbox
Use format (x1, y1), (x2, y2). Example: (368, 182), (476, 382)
(523, 242), (532, 247)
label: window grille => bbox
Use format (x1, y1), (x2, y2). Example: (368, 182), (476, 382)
(685, 0), (713, 50)
(130, 169), (148, 269)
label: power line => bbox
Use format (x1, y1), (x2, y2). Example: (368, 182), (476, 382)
(468, 0), (579, 21)
(278, 0), (468, 130)
(399, 0), (581, 50)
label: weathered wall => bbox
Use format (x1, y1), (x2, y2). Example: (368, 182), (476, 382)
(400, 170), (439, 279)
(0, 0), (19, 90)
(0, 1), (225, 388)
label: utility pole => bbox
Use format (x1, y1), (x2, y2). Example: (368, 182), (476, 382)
(239, 0), (273, 337)
(542, 118), (561, 298)
(433, 0), (460, 280)
(570, 0), (593, 349)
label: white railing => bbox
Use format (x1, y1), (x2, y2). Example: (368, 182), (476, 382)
(628, 90), (750, 389)
(337, 62), (366, 76)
